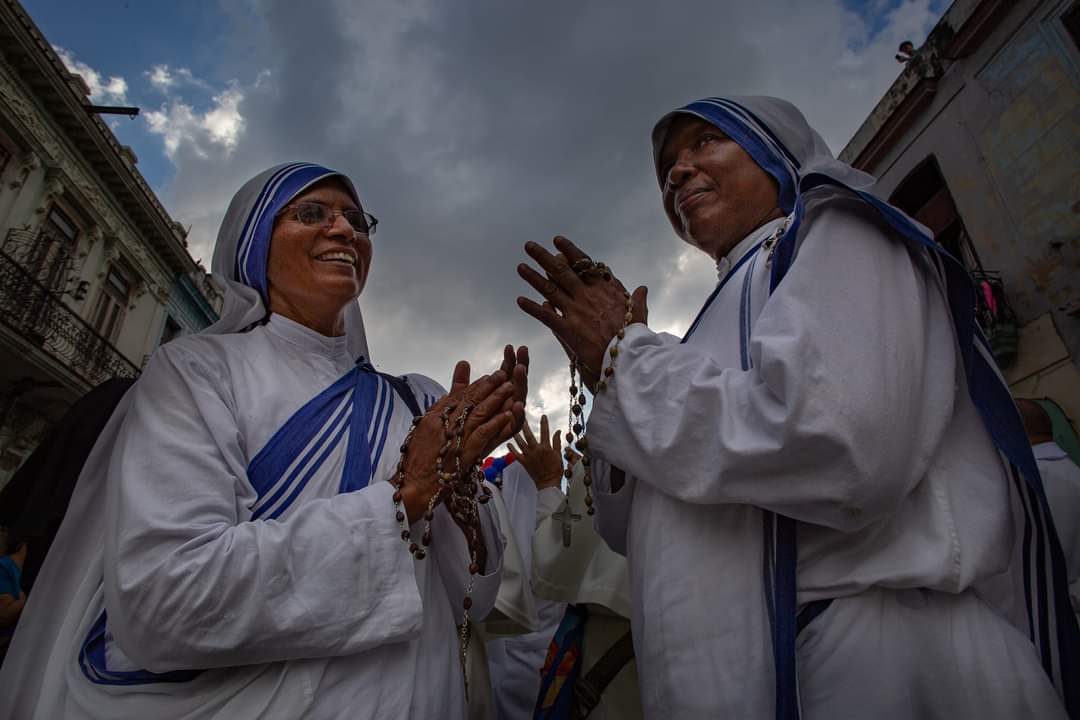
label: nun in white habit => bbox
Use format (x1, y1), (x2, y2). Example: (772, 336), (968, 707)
(0, 163), (529, 719)
(517, 98), (1079, 719)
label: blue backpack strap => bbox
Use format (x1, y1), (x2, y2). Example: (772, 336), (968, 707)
(769, 178), (1080, 718)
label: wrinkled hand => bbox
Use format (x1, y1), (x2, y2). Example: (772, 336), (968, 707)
(398, 347), (529, 523)
(517, 236), (647, 392)
(508, 414), (563, 491)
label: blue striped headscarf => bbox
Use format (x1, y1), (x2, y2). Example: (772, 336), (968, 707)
(652, 96), (1080, 719)
(205, 162), (371, 361)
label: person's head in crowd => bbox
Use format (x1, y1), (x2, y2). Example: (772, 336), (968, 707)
(1016, 399), (1054, 446)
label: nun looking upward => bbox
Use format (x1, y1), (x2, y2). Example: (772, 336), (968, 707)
(517, 96), (1078, 719)
(0, 163), (528, 720)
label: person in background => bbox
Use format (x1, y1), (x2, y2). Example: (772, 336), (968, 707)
(511, 417), (641, 720)
(1018, 398), (1080, 617)
(482, 418), (567, 720)
(0, 528), (26, 665)
(0, 378), (135, 594)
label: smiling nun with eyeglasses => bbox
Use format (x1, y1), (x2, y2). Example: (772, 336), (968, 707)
(0, 163), (530, 720)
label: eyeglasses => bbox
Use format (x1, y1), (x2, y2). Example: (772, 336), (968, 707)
(279, 202), (378, 236)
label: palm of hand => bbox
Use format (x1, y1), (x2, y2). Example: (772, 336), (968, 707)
(509, 414), (564, 491)
(516, 236), (647, 391)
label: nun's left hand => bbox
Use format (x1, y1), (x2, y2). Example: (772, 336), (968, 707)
(517, 236), (648, 392)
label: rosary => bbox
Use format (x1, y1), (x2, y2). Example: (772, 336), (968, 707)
(560, 258), (634, 527)
(389, 401), (492, 698)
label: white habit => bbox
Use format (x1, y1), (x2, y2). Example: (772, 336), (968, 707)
(483, 463), (565, 720)
(587, 194), (1067, 719)
(1034, 441), (1080, 616)
(0, 314), (504, 719)
(532, 463), (641, 720)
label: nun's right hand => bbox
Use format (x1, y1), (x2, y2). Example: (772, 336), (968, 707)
(395, 362), (524, 523)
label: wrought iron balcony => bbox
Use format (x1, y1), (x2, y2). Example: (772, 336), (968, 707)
(0, 241), (139, 388)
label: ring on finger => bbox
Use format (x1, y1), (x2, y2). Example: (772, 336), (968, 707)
(573, 259), (612, 282)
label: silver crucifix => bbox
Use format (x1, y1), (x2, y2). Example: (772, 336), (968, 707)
(551, 500), (582, 548)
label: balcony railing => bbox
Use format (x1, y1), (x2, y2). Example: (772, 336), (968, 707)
(0, 246), (139, 388)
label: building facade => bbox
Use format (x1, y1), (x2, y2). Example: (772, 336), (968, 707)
(0, 0), (220, 487)
(841, 0), (1080, 435)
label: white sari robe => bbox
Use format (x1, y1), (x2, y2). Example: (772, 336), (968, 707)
(587, 193), (1067, 719)
(1, 314), (504, 720)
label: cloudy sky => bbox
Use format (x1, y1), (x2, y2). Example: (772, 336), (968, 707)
(28, 0), (947, 437)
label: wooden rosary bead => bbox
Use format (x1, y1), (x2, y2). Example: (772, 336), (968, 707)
(469, 562), (480, 575)
(463, 596), (473, 610)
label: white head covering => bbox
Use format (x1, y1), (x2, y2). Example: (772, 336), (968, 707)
(651, 96), (1080, 718)
(205, 162), (370, 360)
(0, 163), (375, 718)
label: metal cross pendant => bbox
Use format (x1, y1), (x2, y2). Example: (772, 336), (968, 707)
(551, 500), (582, 548)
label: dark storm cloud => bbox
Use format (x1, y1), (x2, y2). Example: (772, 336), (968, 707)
(156, 0), (944, 426)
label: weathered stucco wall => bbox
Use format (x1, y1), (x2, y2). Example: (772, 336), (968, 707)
(858, 0), (1080, 432)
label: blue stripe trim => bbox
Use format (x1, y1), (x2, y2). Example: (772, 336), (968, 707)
(739, 252), (759, 370)
(242, 165), (341, 301)
(236, 162), (312, 282)
(340, 369), (379, 494)
(734, 241), (799, 719)
(234, 163), (306, 284)
(681, 241), (764, 343)
(1012, 465), (1037, 642)
(710, 98), (802, 171)
(1026, 470), (1053, 670)
(370, 385), (396, 484)
(252, 392), (354, 519)
(695, 99), (801, 184)
(79, 611), (201, 686)
(266, 414), (352, 521)
(248, 369), (358, 496)
(679, 101), (797, 214)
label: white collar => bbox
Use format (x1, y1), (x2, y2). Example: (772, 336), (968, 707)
(714, 216), (789, 281)
(1033, 441), (1069, 462)
(265, 313), (352, 359)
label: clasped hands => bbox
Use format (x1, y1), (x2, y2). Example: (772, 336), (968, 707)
(394, 235), (645, 522)
(398, 345), (529, 523)
(516, 235), (648, 392)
